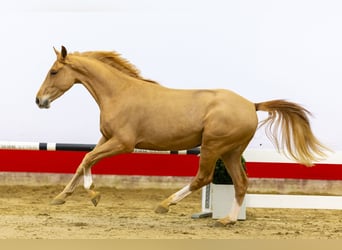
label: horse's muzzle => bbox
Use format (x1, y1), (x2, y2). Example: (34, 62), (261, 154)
(35, 97), (50, 109)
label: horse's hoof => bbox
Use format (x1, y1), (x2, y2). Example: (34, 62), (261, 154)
(154, 205), (169, 214)
(50, 198), (66, 205)
(90, 192), (101, 207)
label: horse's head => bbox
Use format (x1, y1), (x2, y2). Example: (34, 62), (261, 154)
(36, 46), (76, 108)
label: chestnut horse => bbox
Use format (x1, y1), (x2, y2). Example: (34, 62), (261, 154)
(36, 46), (329, 226)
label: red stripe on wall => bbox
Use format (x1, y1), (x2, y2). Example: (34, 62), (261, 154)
(0, 149), (341, 180)
(246, 162), (342, 180)
(0, 150), (199, 177)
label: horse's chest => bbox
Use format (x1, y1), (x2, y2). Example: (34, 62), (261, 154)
(99, 113), (116, 138)
(99, 112), (131, 138)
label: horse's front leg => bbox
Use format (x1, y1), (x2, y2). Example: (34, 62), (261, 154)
(83, 166), (101, 206)
(51, 156), (101, 206)
(50, 136), (127, 206)
(50, 165), (84, 205)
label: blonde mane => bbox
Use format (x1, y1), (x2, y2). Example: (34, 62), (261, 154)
(78, 51), (159, 84)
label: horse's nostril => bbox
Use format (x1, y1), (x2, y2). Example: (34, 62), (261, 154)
(36, 97), (51, 109)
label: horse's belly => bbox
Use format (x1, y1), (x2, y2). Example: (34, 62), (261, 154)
(135, 131), (202, 151)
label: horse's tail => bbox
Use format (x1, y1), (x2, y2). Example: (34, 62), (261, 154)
(255, 99), (330, 166)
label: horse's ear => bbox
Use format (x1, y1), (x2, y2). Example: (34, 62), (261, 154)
(53, 47), (60, 56)
(61, 46), (67, 59)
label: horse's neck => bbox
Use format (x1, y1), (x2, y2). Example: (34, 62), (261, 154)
(73, 56), (129, 108)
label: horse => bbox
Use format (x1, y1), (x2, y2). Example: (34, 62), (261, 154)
(35, 46), (329, 226)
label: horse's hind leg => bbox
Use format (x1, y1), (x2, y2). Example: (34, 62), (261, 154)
(215, 150), (248, 226)
(154, 184), (192, 214)
(155, 148), (217, 214)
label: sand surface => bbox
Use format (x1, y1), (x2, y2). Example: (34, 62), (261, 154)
(0, 185), (340, 239)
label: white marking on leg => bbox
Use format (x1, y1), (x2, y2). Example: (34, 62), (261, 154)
(83, 168), (93, 189)
(170, 184), (192, 204)
(228, 198), (241, 221)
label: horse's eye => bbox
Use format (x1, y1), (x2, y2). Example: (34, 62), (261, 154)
(50, 70), (58, 75)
